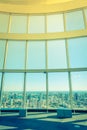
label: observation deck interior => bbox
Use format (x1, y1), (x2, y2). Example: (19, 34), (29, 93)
(0, 0), (87, 129)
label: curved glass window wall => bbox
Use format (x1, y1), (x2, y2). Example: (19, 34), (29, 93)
(0, 8), (87, 110)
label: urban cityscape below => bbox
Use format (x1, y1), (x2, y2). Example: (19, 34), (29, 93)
(1, 91), (87, 109)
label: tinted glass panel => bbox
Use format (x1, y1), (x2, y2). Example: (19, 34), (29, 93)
(68, 37), (87, 68)
(5, 41), (25, 69)
(71, 72), (87, 109)
(27, 41), (45, 69)
(48, 40), (67, 69)
(26, 73), (46, 108)
(47, 14), (64, 32)
(0, 13), (9, 33)
(10, 15), (27, 33)
(1, 73), (24, 108)
(48, 73), (70, 109)
(28, 16), (45, 33)
(66, 10), (84, 31)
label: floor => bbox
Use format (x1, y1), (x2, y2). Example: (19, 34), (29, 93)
(0, 112), (87, 130)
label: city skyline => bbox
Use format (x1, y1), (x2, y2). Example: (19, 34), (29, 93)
(1, 90), (87, 109)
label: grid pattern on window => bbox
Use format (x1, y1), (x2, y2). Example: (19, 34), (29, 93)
(0, 8), (87, 110)
(0, 9), (86, 33)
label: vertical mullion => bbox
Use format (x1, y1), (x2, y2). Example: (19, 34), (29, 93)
(64, 12), (73, 109)
(46, 72), (48, 111)
(63, 12), (66, 32)
(27, 14), (30, 34)
(0, 13), (11, 108)
(0, 73), (4, 108)
(3, 41), (8, 69)
(4, 13), (11, 69)
(68, 72), (73, 109)
(64, 11), (73, 109)
(3, 13), (11, 69)
(45, 14), (48, 70)
(66, 39), (73, 109)
(82, 9), (87, 29)
(65, 39), (70, 69)
(25, 15), (29, 70)
(45, 14), (48, 111)
(26, 14), (29, 34)
(65, 39), (73, 109)
(8, 13), (12, 33)
(23, 72), (26, 108)
(23, 14), (29, 109)
(46, 41), (48, 111)
(23, 41), (28, 108)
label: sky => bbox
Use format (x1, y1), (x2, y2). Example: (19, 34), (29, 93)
(0, 71), (87, 92)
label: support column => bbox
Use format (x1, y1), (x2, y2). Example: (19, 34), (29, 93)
(46, 72), (48, 112)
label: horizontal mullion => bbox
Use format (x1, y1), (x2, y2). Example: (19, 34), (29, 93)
(0, 30), (87, 40)
(0, 68), (87, 73)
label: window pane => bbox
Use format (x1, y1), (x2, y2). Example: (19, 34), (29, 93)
(71, 72), (87, 110)
(26, 73), (46, 109)
(68, 37), (87, 68)
(5, 41), (25, 69)
(10, 15), (27, 33)
(1, 73), (24, 108)
(0, 13), (9, 33)
(47, 14), (64, 32)
(48, 40), (67, 69)
(27, 41), (45, 69)
(48, 73), (70, 109)
(66, 10), (84, 31)
(28, 16), (45, 33)
(0, 40), (6, 69)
